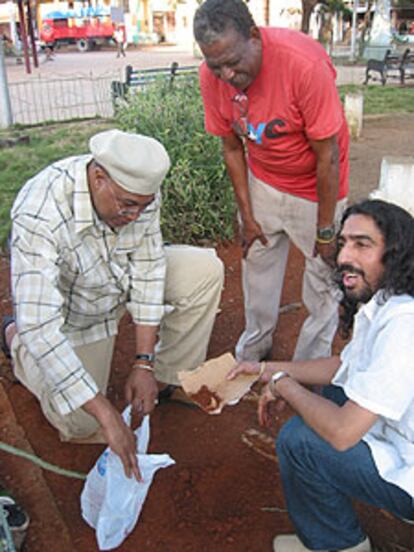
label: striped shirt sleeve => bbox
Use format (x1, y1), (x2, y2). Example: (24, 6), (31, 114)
(12, 215), (99, 415)
(126, 202), (166, 325)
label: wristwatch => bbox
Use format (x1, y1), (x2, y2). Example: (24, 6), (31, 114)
(316, 225), (335, 243)
(269, 370), (289, 397)
(135, 353), (155, 364)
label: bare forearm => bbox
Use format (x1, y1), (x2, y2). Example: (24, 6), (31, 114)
(274, 377), (377, 450)
(135, 324), (159, 355)
(222, 137), (253, 221)
(83, 392), (141, 480)
(83, 392), (113, 423)
(311, 136), (340, 228)
(263, 356), (341, 385)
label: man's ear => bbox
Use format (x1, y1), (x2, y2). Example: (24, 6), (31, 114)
(92, 163), (107, 188)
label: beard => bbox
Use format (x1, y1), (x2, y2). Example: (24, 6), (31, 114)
(334, 263), (376, 305)
(344, 281), (375, 305)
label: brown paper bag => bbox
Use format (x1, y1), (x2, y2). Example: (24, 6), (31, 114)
(178, 353), (259, 414)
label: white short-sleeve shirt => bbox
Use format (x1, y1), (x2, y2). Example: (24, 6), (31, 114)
(333, 293), (414, 498)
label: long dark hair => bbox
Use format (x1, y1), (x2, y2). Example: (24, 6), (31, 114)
(337, 199), (414, 337)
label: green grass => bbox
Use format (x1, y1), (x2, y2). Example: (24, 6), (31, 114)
(339, 84), (414, 115)
(0, 120), (113, 246)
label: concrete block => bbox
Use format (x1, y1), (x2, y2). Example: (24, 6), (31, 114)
(370, 156), (414, 215)
(344, 92), (363, 140)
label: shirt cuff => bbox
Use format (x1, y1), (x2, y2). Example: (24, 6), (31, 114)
(51, 371), (99, 416)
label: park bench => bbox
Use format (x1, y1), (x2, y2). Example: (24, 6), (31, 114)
(400, 48), (414, 84)
(364, 48), (410, 85)
(111, 62), (199, 105)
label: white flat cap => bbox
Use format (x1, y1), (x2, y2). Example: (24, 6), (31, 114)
(89, 129), (170, 194)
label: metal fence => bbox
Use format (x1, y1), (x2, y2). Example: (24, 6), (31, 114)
(9, 72), (118, 125)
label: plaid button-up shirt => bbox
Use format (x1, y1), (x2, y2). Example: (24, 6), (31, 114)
(11, 155), (166, 415)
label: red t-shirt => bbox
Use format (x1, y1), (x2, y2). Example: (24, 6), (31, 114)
(199, 27), (349, 202)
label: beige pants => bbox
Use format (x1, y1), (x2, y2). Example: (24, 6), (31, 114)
(11, 245), (224, 439)
(235, 173), (347, 362)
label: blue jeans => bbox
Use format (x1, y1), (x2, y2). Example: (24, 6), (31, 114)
(276, 386), (414, 551)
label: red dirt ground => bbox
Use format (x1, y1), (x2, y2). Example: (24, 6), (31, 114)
(0, 114), (414, 552)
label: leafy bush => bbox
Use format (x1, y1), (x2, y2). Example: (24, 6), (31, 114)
(115, 76), (235, 244)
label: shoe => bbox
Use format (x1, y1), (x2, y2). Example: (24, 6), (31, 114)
(158, 384), (197, 408)
(0, 492), (30, 551)
(0, 316), (14, 359)
(273, 535), (371, 552)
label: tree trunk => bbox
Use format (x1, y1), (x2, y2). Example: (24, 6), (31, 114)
(301, 0), (319, 33)
(358, 0), (374, 57)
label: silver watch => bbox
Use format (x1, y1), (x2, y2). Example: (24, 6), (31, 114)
(269, 370), (289, 397)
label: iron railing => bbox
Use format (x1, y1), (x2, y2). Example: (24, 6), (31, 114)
(9, 72), (117, 125)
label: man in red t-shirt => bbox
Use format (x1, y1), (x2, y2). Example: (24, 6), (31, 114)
(194, 0), (350, 363)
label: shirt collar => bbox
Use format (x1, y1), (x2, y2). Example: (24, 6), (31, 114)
(357, 291), (384, 321)
(73, 155), (95, 234)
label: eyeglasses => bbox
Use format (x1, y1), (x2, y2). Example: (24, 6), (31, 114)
(105, 179), (153, 218)
(231, 92), (256, 142)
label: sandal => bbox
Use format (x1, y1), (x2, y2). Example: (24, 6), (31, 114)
(158, 384), (198, 409)
(0, 316), (14, 360)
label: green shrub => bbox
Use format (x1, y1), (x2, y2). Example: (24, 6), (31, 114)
(115, 76), (235, 244)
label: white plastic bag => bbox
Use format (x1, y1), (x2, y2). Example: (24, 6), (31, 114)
(80, 408), (175, 550)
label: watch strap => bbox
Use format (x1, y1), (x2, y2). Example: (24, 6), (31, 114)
(135, 353), (155, 363)
(316, 225), (335, 243)
(269, 370), (289, 396)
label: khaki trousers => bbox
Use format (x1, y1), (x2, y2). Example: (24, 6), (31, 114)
(235, 173), (347, 363)
(11, 245), (224, 439)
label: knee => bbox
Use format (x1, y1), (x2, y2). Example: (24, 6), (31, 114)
(276, 416), (314, 460)
(58, 409), (100, 440)
(203, 251), (224, 289)
(166, 246), (224, 298)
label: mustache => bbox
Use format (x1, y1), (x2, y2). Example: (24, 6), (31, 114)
(333, 263), (365, 285)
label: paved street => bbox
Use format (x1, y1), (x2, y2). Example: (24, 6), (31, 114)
(5, 42), (366, 84)
(5, 43), (201, 83)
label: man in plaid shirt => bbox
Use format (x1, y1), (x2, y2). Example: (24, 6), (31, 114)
(4, 130), (224, 480)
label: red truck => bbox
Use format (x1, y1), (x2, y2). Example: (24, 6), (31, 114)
(40, 7), (115, 52)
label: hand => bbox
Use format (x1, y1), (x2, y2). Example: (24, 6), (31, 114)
(125, 367), (159, 418)
(83, 394), (141, 481)
(227, 361), (261, 380)
(314, 240), (336, 267)
(101, 407), (142, 481)
(227, 360), (287, 384)
(257, 385), (287, 427)
(240, 218), (268, 258)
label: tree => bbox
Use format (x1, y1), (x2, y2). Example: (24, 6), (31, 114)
(301, 0), (350, 35)
(301, 0), (320, 32)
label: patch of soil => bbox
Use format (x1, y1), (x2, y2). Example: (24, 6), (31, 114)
(0, 114), (414, 551)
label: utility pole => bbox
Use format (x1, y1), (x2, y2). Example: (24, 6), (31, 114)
(0, 37), (13, 128)
(16, 0), (31, 74)
(350, 0), (359, 61)
(26, 0), (38, 68)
